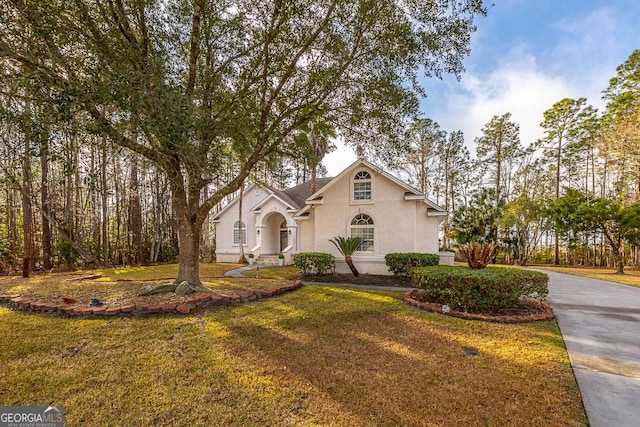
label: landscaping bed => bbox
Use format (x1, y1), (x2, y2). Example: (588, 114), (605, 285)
(302, 273), (413, 287)
(303, 268), (551, 320)
(0, 264), (298, 310)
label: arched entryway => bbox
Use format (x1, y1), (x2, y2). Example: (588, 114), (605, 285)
(261, 212), (292, 255)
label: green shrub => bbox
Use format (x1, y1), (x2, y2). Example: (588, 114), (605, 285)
(56, 239), (79, 267)
(293, 252), (335, 275)
(411, 266), (549, 312)
(385, 253), (440, 277)
(0, 238), (13, 274)
(528, 248), (555, 265)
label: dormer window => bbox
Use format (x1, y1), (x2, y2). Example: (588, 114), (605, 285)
(353, 171), (372, 201)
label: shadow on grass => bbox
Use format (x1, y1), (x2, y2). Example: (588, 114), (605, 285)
(217, 286), (585, 426)
(0, 286), (585, 426)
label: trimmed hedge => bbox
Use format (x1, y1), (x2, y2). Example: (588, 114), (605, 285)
(293, 252), (335, 275)
(385, 253), (440, 277)
(411, 266), (549, 312)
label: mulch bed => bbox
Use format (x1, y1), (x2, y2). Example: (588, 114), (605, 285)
(302, 273), (413, 287)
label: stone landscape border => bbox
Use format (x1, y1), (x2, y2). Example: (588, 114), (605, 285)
(0, 280), (303, 318)
(403, 289), (555, 323)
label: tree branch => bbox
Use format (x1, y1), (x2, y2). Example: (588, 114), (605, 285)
(186, 0), (205, 96)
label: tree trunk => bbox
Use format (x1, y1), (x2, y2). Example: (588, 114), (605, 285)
(128, 157), (143, 265)
(202, 184), (211, 261)
(22, 139), (34, 278)
(554, 137), (562, 265)
(345, 255), (359, 277)
(237, 182), (246, 263)
(613, 245), (625, 274)
(101, 141), (110, 266)
(151, 170), (162, 262)
(602, 228), (625, 274)
(9, 189), (18, 261)
(175, 213), (202, 286)
(114, 157), (122, 265)
(40, 142), (52, 270)
(141, 215), (213, 294)
(311, 166), (318, 194)
(63, 137), (74, 242)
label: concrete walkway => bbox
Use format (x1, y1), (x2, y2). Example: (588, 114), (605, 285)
(543, 270), (640, 427)
(224, 264), (266, 278)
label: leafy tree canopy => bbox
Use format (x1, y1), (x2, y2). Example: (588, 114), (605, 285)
(0, 0), (486, 285)
(603, 49), (640, 124)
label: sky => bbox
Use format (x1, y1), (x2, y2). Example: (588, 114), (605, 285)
(324, 0), (640, 175)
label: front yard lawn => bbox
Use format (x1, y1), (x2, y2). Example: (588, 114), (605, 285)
(0, 264), (586, 426)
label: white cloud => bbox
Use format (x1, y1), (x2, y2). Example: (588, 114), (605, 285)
(422, 5), (635, 155)
(326, 4), (637, 171)
(434, 53), (577, 152)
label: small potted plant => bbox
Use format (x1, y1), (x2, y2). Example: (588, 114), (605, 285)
(278, 252), (284, 266)
(248, 253), (254, 265)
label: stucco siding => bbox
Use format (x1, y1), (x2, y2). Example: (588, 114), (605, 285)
(214, 188), (267, 260)
(215, 160), (446, 271)
(299, 210), (316, 252)
(310, 165), (436, 274)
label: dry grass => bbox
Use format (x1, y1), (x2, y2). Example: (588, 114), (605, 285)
(0, 265), (586, 426)
(0, 263), (298, 306)
(535, 265), (640, 288)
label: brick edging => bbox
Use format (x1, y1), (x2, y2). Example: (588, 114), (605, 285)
(403, 289), (555, 323)
(0, 280), (303, 318)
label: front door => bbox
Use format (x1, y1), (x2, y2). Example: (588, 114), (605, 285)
(279, 221), (288, 251)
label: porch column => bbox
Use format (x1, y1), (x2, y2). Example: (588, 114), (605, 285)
(255, 225), (264, 257)
(286, 226), (296, 251)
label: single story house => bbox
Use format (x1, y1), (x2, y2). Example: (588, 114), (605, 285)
(213, 158), (452, 274)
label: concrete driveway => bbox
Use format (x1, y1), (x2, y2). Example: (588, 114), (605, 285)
(543, 270), (640, 427)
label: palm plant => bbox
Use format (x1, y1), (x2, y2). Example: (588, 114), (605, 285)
(329, 236), (364, 277)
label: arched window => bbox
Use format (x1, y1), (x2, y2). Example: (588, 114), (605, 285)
(350, 213), (374, 251)
(353, 171), (372, 201)
(233, 221), (246, 245)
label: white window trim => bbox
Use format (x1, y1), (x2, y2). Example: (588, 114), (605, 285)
(351, 170), (374, 205)
(350, 213), (374, 253)
(233, 221), (247, 246)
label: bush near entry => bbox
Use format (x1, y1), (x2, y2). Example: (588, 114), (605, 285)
(411, 266), (549, 312)
(385, 253), (440, 277)
(293, 252), (335, 275)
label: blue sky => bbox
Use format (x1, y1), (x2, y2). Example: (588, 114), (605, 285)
(325, 0), (640, 175)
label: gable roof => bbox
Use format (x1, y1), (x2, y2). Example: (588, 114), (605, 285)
(281, 178), (333, 208)
(211, 178), (334, 221)
(295, 158), (446, 217)
(213, 159), (446, 222)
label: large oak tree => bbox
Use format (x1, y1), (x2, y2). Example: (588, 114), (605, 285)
(0, 0), (485, 288)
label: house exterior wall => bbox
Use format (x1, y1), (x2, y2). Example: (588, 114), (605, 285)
(214, 188), (263, 263)
(298, 209), (316, 252)
(215, 161), (444, 272)
(307, 165), (441, 275)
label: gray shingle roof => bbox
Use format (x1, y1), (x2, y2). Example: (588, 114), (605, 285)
(279, 178), (333, 209)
